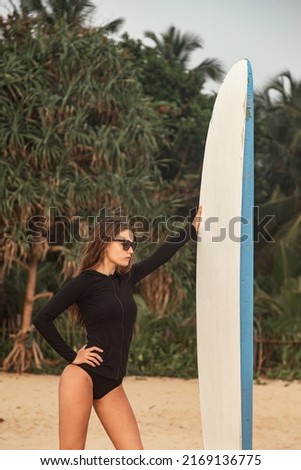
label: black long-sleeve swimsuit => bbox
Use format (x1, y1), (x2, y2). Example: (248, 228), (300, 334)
(33, 224), (197, 381)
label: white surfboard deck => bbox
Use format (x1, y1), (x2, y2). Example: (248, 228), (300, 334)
(196, 59), (254, 449)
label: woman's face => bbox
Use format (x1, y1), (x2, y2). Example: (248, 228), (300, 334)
(105, 229), (135, 267)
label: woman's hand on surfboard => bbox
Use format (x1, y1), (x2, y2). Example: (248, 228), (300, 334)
(192, 205), (203, 233)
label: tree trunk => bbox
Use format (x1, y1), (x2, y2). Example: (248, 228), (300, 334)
(22, 257), (37, 331)
(0, 269), (5, 324)
(0, 241), (5, 323)
(3, 255), (44, 373)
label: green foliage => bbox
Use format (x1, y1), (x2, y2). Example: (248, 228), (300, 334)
(255, 71), (301, 200)
(253, 71), (301, 378)
(0, 9), (177, 277)
(254, 241), (301, 377)
(128, 291), (197, 377)
(21, 0), (96, 29)
(1, 3), (301, 378)
(120, 32), (218, 186)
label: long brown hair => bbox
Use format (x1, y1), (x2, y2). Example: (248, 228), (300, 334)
(69, 217), (135, 325)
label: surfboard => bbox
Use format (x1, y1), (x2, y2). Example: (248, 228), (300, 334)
(196, 59), (254, 449)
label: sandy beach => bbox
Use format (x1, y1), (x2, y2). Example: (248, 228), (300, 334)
(0, 372), (300, 450)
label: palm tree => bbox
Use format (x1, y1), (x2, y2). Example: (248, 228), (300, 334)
(254, 71), (301, 375)
(21, 0), (95, 27)
(21, 0), (125, 32)
(254, 70), (301, 254)
(254, 239), (301, 376)
(144, 25), (224, 81)
(0, 14), (176, 372)
(120, 26), (222, 184)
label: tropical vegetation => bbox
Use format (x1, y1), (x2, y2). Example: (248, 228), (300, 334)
(0, 0), (300, 379)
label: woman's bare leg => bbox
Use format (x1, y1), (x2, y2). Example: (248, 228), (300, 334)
(93, 384), (143, 450)
(59, 365), (93, 450)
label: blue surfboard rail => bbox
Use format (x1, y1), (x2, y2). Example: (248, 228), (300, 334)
(240, 59), (254, 450)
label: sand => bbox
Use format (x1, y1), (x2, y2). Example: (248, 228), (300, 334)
(0, 372), (300, 450)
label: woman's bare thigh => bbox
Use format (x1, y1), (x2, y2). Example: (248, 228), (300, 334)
(93, 384), (143, 450)
(59, 364), (93, 450)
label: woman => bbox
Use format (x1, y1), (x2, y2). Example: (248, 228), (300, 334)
(33, 206), (202, 450)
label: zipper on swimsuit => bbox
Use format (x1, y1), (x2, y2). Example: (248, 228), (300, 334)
(109, 275), (125, 380)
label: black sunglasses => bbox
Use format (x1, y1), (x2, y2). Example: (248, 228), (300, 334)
(113, 239), (137, 251)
